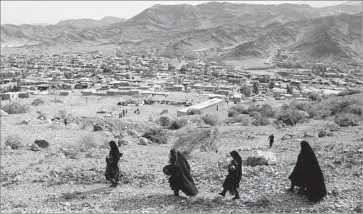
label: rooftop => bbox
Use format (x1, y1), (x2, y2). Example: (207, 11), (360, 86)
(178, 98), (224, 113)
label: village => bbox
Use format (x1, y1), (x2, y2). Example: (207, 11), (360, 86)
(1, 52), (362, 114)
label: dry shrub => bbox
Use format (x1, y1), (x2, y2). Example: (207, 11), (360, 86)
(173, 128), (218, 158)
(4, 136), (25, 149)
(187, 108), (202, 115)
(31, 98), (45, 106)
(276, 107), (308, 126)
(78, 134), (100, 152)
(225, 115), (250, 126)
(58, 109), (70, 119)
(1, 102), (29, 114)
(202, 114), (218, 126)
(142, 127), (167, 144)
(169, 118), (188, 130)
(252, 113), (270, 126)
(228, 105), (248, 117)
(51, 97), (63, 103)
(334, 113), (361, 127)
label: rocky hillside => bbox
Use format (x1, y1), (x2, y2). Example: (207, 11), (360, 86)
(220, 13), (363, 63)
(1, 2), (362, 63)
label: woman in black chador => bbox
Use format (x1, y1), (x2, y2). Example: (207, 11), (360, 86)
(105, 141), (123, 187)
(288, 141), (327, 202)
(163, 149), (198, 197)
(219, 150), (242, 200)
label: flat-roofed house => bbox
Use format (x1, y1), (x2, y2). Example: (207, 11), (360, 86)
(177, 98), (225, 117)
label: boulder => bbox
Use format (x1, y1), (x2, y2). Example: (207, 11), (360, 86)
(34, 140), (50, 148)
(246, 150), (277, 167)
(30, 143), (41, 151)
(303, 132), (315, 138)
(298, 110), (310, 118)
(327, 132), (333, 137)
(20, 119), (31, 125)
(318, 130), (327, 138)
(118, 139), (130, 146)
(1, 110), (8, 116)
(139, 137), (150, 145)
(93, 124), (103, 132)
(325, 122), (340, 132)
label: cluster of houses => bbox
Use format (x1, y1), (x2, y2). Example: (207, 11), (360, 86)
(1, 53), (362, 104)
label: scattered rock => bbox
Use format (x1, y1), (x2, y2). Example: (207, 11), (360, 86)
(325, 122), (340, 132)
(318, 130), (327, 138)
(118, 139), (130, 146)
(128, 130), (140, 137)
(303, 132), (315, 138)
(327, 132), (333, 137)
(20, 119), (31, 125)
(67, 123), (79, 129)
(0, 109), (8, 116)
(30, 143), (41, 151)
(139, 137), (150, 145)
(281, 134), (294, 140)
(93, 124), (103, 132)
(246, 150), (277, 167)
(34, 140), (50, 148)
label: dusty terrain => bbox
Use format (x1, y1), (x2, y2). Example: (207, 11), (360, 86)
(1, 93), (362, 213)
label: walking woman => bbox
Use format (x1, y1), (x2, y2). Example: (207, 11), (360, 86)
(219, 150), (242, 200)
(105, 141), (123, 187)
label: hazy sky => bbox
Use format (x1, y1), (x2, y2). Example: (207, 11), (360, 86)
(1, 1), (347, 25)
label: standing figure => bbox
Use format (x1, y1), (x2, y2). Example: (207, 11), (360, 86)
(123, 109), (125, 117)
(64, 118), (68, 126)
(219, 150), (242, 200)
(163, 149), (198, 197)
(105, 141), (123, 188)
(268, 134), (274, 148)
(288, 141), (327, 202)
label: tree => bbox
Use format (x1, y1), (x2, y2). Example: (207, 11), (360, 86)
(253, 81), (259, 95)
(287, 84), (294, 94)
(240, 84), (252, 97)
(268, 81), (275, 89)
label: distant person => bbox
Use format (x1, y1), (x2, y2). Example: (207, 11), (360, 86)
(123, 109), (125, 117)
(105, 141), (123, 188)
(64, 118), (67, 126)
(288, 141), (327, 202)
(163, 149), (198, 197)
(119, 112), (122, 119)
(268, 134), (274, 148)
(219, 150), (242, 200)
(125, 109), (128, 115)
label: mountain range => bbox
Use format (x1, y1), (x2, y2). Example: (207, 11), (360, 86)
(1, 1), (362, 63)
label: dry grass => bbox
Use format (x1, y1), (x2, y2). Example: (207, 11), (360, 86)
(4, 136), (25, 149)
(202, 114), (218, 126)
(31, 98), (45, 106)
(1, 102), (29, 114)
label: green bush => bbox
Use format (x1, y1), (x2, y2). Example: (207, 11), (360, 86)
(308, 92), (322, 101)
(31, 98), (45, 106)
(225, 115), (250, 126)
(142, 127), (167, 144)
(187, 108), (202, 115)
(202, 114), (217, 126)
(228, 105), (248, 117)
(334, 113), (361, 127)
(1, 102), (29, 114)
(169, 118), (188, 130)
(276, 108), (308, 126)
(252, 113), (270, 126)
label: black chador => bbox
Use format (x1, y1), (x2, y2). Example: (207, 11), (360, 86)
(105, 141), (123, 187)
(268, 134), (274, 148)
(219, 150), (242, 200)
(163, 149), (198, 197)
(288, 141), (327, 202)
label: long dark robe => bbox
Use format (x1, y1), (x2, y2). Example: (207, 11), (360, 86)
(222, 150), (242, 194)
(105, 141), (122, 184)
(288, 141), (327, 202)
(163, 149), (198, 196)
(268, 134), (274, 147)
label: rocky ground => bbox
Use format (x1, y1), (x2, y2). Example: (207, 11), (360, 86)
(1, 94), (362, 213)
